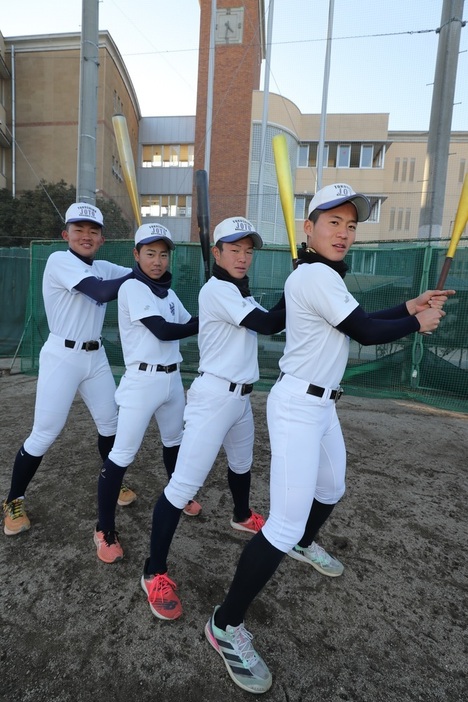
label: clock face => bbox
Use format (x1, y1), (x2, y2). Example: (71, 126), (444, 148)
(215, 7), (244, 45)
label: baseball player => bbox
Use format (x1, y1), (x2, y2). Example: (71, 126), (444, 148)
(94, 223), (200, 563)
(139, 216), (286, 621)
(2, 202), (134, 536)
(204, 184), (455, 694)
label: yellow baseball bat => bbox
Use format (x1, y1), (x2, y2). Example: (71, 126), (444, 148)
(272, 133), (298, 267)
(436, 173), (468, 289)
(112, 114), (142, 226)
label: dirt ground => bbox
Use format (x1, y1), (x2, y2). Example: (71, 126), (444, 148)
(0, 370), (467, 702)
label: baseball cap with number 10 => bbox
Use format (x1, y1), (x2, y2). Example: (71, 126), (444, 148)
(213, 216), (263, 249)
(308, 183), (371, 222)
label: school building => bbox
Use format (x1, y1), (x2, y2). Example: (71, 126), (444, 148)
(0, 1), (467, 248)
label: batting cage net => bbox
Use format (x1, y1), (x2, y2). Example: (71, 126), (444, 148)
(19, 239), (468, 414)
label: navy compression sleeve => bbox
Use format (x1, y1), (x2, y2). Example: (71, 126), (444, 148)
(74, 272), (133, 303)
(336, 305), (419, 345)
(368, 302), (410, 320)
(240, 306), (286, 335)
(141, 315), (199, 341)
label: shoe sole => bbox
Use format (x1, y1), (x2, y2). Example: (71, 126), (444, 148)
(230, 520), (257, 534)
(182, 507), (202, 517)
(117, 496), (136, 506)
(4, 522), (30, 536)
(93, 532), (123, 564)
(205, 619), (272, 694)
(140, 576), (182, 621)
(287, 548), (343, 577)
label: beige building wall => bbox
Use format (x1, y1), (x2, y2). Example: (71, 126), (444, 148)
(252, 91), (468, 245)
(3, 32), (140, 225)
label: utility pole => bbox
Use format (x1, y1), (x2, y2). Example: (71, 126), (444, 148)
(418, 0), (465, 239)
(316, 0), (335, 191)
(76, 0), (100, 204)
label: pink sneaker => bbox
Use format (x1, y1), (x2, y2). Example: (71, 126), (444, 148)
(94, 528), (124, 563)
(182, 500), (202, 517)
(230, 511), (265, 534)
(141, 563), (182, 620)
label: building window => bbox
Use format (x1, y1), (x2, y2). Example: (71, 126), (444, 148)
(303, 142), (384, 169)
(142, 144), (194, 168)
(360, 145), (374, 168)
(299, 142), (328, 168)
(367, 197), (381, 223)
(409, 158), (415, 182)
(295, 196), (306, 220)
(394, 159), (400, 182)
(141, 194), (192, 218)
(389, 208), (395, 230)
(298, 145), (309, 167)
(337, 144), (351, 168)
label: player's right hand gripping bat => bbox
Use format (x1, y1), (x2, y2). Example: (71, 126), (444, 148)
(196, 169), (211, 281)
(435, 173), (468, 289)
(272, 134), (298, 269)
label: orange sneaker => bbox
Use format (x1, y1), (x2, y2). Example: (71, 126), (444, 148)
(3, 498), (31, 535)
(182, 499), (202, 517)
(94, 528), (124, 563)
(230, 511), (265, 534)
(117, 485), (137, 506)
(140, 561), (182, 620)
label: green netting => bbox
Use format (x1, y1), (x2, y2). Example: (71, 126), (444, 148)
(21, 239), (468, 413)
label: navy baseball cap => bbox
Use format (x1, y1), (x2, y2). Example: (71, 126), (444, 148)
(134, 223), (175, 250)
(65, 202), (104, 227)
(308, 184), (371, 222)
(213, 217), (263, 249)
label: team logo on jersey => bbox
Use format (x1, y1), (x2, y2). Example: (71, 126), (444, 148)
(169, 302), (175, 317)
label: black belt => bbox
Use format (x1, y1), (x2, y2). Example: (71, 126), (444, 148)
(65, 339), (100, 351)
(307, 384), (342, 401)
(229, 382), (254, 396)
(278, 372), (342, 402)
(139, 362), (178, 373)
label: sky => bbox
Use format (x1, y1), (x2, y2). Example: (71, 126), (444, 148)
(2, 0), (467, 131)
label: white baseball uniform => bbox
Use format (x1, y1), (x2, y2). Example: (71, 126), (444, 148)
(24, 250), (131, 457)
(164, 276), (264, 508)
(107, 278), (193, 468)
(262, 262), (359, 552)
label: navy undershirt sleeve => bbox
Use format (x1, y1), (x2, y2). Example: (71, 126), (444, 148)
(74, 272), (134, 303)
(240, 306), (286, 335)
(141, 315), (199, 341)
(336, 304), (420, 345)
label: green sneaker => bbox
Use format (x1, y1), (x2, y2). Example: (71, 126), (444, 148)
(288, 541), (344, 577)
(205, 606), (272, 694)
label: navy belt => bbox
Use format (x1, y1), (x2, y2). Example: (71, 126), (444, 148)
(65, 339), (100, 351)
(278, 372), (342, 402)
(229, 382), (253, 396)
(139, 362), (178, 373)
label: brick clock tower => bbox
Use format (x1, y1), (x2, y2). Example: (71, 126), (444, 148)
(191, 1), (265, 240)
